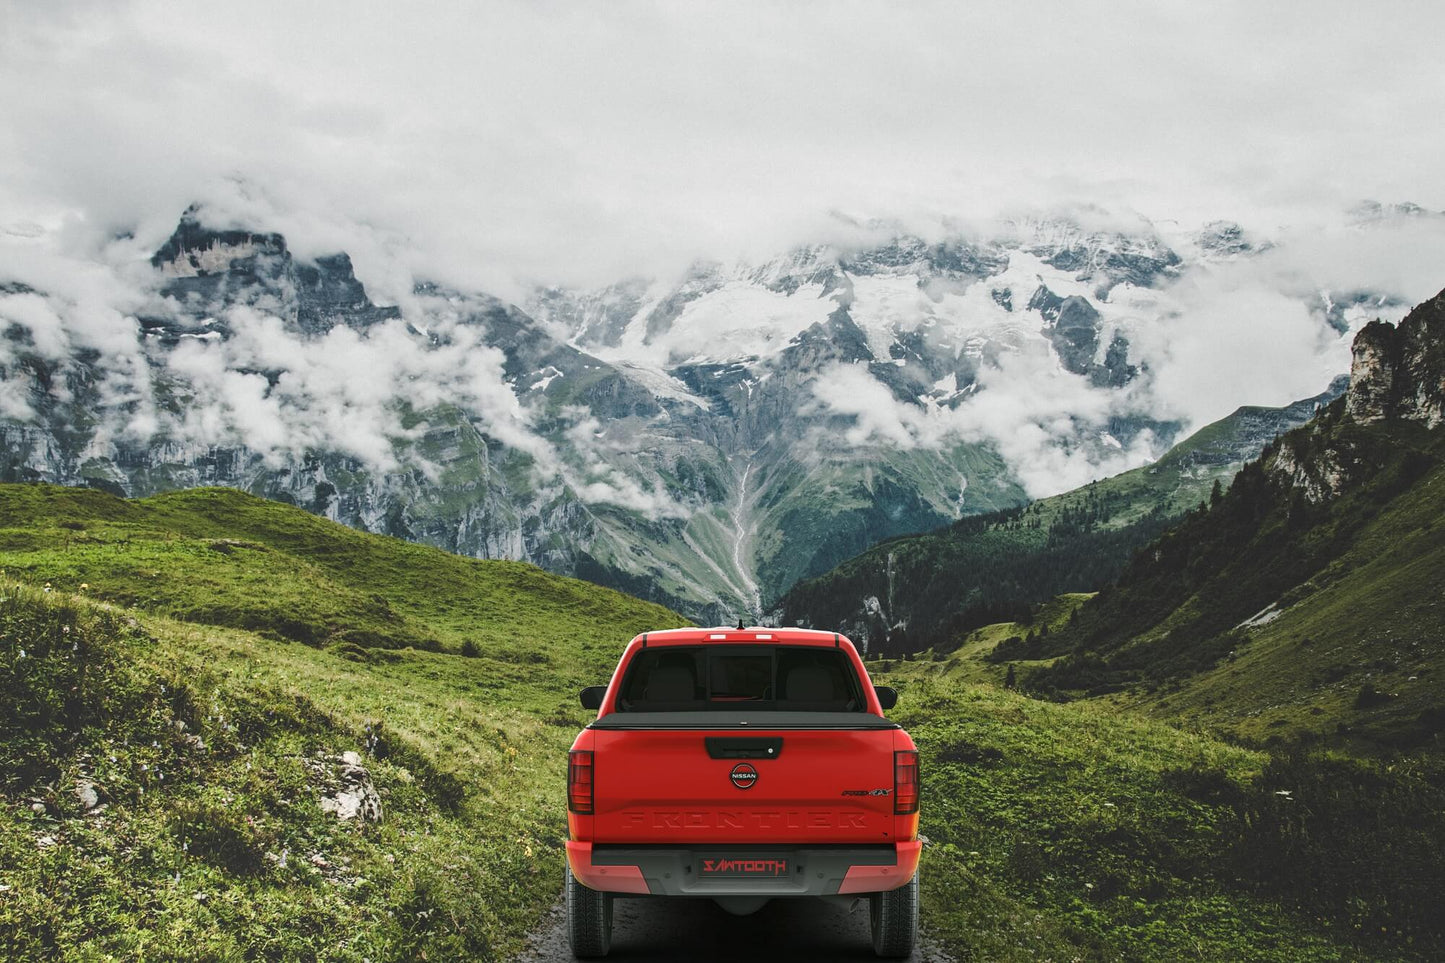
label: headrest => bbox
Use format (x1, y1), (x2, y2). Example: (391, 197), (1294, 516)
(784, 665), (834, 703)
(646, 664), (696, 702)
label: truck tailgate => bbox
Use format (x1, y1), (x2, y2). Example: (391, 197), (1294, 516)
(590, 728), (900, 844)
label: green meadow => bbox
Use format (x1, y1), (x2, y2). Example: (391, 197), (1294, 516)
(2, 483), (1438, 960)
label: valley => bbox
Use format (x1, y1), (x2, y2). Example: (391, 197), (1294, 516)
(5, 6), (1442, 961)
(3, 418), (1442, 959)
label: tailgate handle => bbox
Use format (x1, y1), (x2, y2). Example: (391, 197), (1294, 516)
(705, 737), (783, 759)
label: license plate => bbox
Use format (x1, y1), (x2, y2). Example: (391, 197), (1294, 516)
(699, 856), (789, 878)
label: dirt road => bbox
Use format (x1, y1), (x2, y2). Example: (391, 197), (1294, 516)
(514, 894), (954, 962)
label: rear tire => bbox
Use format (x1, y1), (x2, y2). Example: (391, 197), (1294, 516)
(870, 871), (918, 958)
(566, 863), (613, 958)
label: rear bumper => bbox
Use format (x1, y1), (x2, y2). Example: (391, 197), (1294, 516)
(566, 840), (921, 897)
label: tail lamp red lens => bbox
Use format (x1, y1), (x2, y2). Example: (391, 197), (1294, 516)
(568, 750), (594, 814)
(894, 749), (919, 815)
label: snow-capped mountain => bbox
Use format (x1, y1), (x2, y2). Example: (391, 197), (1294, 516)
(0, 205), (1424, 622)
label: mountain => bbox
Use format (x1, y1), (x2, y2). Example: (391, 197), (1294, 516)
(0, 207), (1411, 622)
(1012, 286), (1445, 750)
(774, 378), (1347, 653)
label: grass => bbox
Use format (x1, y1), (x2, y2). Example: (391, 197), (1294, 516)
(2, 481), (1437, 960)
(927, 593), (1093, 685)
(1119, 455), (1445, 751)
(874, 661), (1438, 962)
(0, 483), (688, 961)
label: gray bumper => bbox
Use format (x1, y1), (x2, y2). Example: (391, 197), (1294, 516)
(590, 844), (901, 898)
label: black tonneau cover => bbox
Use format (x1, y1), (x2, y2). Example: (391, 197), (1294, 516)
(588, 710), (899, 730)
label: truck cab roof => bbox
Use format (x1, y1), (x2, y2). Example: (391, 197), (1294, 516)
(628, 626), (853, 648)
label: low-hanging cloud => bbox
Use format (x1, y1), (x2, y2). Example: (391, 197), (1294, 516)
(0, 228), (688, 516)
(805, 208), (1445, 498)
(809, 348), (1158, 500)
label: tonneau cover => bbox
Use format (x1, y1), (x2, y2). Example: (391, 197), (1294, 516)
(588, 710), (899, 730)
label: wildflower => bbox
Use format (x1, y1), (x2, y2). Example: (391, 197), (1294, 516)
(79, 583), (89, 591)
(62, 626), (70, 634)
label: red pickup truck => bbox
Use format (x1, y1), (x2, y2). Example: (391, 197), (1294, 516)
(565, 627), (920, 958)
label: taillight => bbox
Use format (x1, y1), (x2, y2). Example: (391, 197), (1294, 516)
(568, 750), (594, 814)
(894, 749), (919, 815)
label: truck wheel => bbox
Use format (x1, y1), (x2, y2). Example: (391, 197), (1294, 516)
(870, 871), (918, 958)
(566, 863), (613, 958)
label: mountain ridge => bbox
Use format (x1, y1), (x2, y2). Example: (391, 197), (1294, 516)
(0, 205), (1410, 623)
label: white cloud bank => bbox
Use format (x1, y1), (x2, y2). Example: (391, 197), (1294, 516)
(3, 0), (1444, 294)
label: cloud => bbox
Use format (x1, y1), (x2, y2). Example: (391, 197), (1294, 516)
(1130, 216), (1445, 428)
(804, 207), (1445, 498)
(809, 352), (1159, 499)
(0, 229), (559, 484)
(3, 1), (1443, 294)
(0, 225), (689, 515)
(4, 0), (1445, 511)
(160, 305), (566, 474)
(556, 410), (687, 518)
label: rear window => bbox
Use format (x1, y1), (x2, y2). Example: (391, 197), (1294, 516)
(615, 645), (865, 712)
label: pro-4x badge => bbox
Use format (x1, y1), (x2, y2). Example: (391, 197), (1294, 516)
(841, 788), (893, 796)
(730, 763), (758, 790)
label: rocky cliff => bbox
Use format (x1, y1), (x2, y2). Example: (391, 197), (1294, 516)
(1345, 289), (1445, 427)
(1274, 287), (1445, 502)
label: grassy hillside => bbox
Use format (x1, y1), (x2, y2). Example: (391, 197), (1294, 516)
(0, 484), (688, 960)
(4, 481), (1439, 961)
(1016, 406), (1445, 753)
(779, 383), (1342, 653)
(871, 659), (1444, 962)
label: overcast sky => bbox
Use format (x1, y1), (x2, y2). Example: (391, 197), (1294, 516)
(3, 0), (1443, 295)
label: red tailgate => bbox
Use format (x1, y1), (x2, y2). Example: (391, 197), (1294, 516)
(590, 728), (900, 844)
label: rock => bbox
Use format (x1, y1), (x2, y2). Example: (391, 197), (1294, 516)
(75, 780), (100, 811)
(1346, 291), (1445, 427)
(319, 753), (383, 823)
(1347, 320), (1399, 424)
